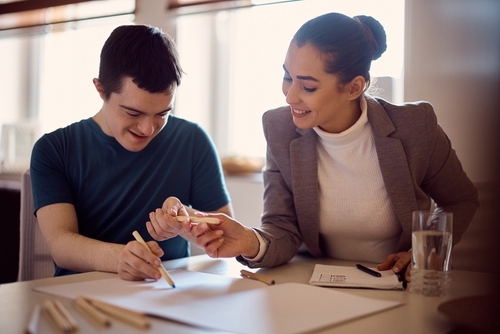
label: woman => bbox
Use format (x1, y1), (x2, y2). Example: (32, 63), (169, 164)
(149, 12), (478, 282)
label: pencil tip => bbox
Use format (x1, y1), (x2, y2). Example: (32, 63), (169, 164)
(172, 285), (176, 288)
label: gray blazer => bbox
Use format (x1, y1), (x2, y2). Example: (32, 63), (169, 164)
(239, 95), (478, 268)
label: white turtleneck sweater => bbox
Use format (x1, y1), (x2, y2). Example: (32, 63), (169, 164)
(313, 97), (401, 263)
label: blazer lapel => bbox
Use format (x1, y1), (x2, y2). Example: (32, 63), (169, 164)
(289, 128), (323, 257)
(367, 98), (417, 249)
(286, 97), (417, 256)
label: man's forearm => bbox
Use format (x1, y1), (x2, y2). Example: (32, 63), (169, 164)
(50, 232), (124, 274)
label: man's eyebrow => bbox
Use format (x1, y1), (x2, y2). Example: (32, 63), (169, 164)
(120, 105), (143, 113)
(119, 104), (171, 114)
(282, 64), (319, 82)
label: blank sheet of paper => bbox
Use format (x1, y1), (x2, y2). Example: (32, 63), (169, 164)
(36, 269), (402, 334)
(35, 269), (265, 311)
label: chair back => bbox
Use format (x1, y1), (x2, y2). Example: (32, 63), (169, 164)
(18, 169), (53, 281)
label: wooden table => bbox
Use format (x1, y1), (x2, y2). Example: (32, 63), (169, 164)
(0, 254), (498, 333)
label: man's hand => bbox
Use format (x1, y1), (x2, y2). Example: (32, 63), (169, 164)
(117, 239), (165, 281)
(146, 197), (191, 241)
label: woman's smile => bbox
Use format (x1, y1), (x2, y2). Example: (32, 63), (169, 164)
(291, 107), (311, 116)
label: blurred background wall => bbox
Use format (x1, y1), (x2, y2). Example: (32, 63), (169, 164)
(1, 0), (498, 282)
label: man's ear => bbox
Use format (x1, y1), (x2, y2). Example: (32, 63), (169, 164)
(346, 75), (366, 100)
(93, 78), (106, 100)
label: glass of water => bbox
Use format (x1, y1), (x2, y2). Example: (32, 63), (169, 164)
(410, 210), (453, 297)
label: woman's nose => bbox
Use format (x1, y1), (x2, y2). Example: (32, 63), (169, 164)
(284, 83), (300, 105)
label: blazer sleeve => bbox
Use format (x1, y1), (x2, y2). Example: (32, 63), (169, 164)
(419, 103), (478, 245)
(237, 108), (304, 268)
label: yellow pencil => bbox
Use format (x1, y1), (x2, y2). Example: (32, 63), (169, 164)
(75, 296), (111, 328)
(132, 230), (176, 288)
(241, 269), (275, 285)
(43, 300), (73, 334)
(53, 300), (79, 333)
(175, 216), (220, 224)
(84, 297), (150, 329)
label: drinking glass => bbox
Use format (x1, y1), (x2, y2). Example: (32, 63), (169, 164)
(410, 210), (453, 297)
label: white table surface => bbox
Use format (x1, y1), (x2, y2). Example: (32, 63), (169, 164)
(1, 254), (497, 334)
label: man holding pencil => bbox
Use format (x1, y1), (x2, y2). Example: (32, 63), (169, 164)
(30, 24), (232, 281)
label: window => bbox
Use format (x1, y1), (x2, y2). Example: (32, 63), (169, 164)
(0, 0), (404, 172)
(38, 20), (133, 135)
(0, 0), (134, 172)
(174, 0), (405, 158)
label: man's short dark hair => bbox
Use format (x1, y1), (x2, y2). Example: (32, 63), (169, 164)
(98, 25), (183, 99)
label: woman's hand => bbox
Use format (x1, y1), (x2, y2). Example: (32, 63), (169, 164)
(377, 251), (412, 282)
(189, 213), (260, 259)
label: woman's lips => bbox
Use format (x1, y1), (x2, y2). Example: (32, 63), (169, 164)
(291, 108), (311, 117)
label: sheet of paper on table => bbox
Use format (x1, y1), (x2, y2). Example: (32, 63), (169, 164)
(309, 264), (404, 290)
(36, 269), (403, 334)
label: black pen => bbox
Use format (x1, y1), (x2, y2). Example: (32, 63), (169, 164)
(395, 267), (408, 290)
(355, 264), (382, 277)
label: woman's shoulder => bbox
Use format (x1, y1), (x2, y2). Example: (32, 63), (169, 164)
(369, 96), (436, 119)
(261, 106), (305, 147)
(368, 96), (433, 113)
(367, 96), (438, 129)
(263, 105), (292, 121)
(262, 106), (298, 135)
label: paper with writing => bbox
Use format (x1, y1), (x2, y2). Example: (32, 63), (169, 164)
(309, 264), (403, 290)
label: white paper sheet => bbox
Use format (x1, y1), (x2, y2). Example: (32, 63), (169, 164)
(36, 269), (403, 334)
(309, 264), (403, 290)
(35, 269), (266, 312)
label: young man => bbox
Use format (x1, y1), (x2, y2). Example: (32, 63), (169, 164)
(30, 25), (232, 281)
